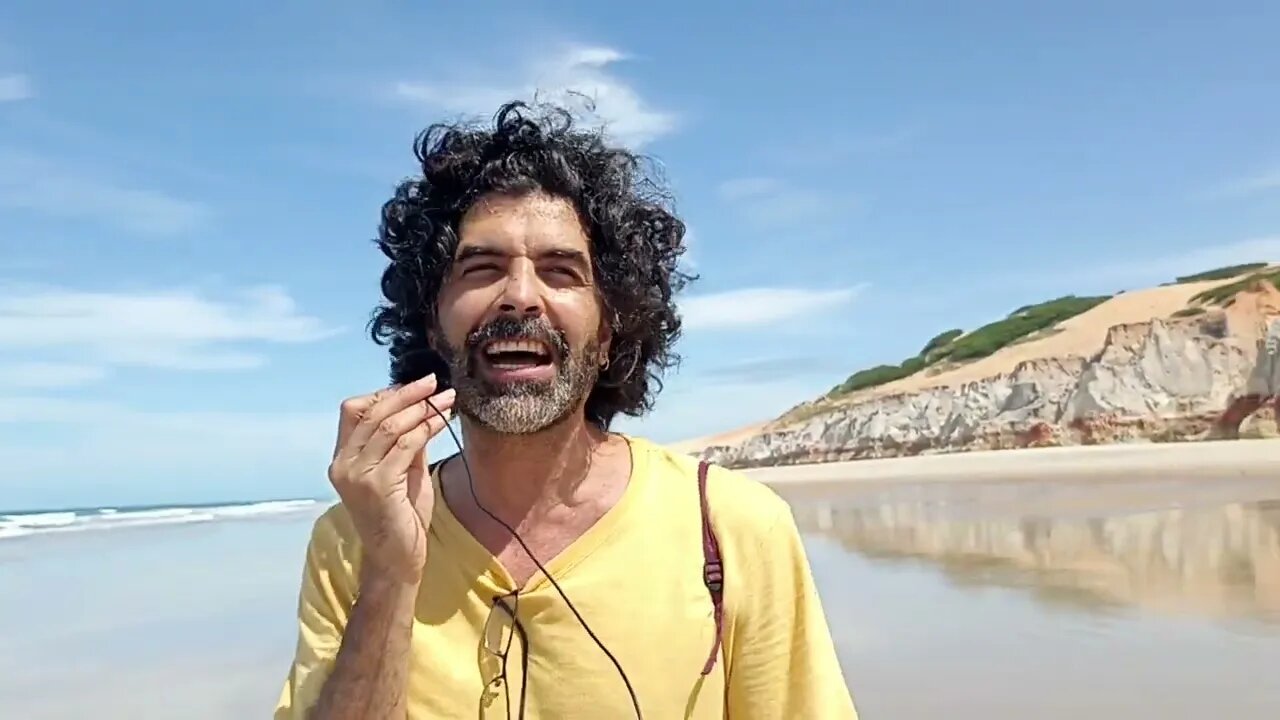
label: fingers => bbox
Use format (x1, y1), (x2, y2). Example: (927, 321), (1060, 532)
(422, 392), (456, 436)
(380, 424), (431, 480)
(404, 394), (454, 496)
(355, 388), (456, 468)
(420, 392), (456, 426)
(334, 389), (383, 459)
(382, 393), (457, 477)
(339, 374), (440, 460)
(334, 384), (404, 459)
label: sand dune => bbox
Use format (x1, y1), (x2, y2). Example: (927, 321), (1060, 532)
(675, 266), (1279, 454)
(850, 274), (1268, 402)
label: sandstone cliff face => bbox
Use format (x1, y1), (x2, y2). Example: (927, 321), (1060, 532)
(700, 314), (1280, 468)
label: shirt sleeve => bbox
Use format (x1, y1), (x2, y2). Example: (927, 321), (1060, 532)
(725, 502), (859, 719)
(273, 507), (360, 720)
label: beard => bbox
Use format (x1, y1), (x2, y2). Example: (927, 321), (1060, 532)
(437, 315), (602, 435)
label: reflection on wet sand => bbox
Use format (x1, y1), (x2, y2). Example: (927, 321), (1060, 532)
(784, 478), (1280, 625)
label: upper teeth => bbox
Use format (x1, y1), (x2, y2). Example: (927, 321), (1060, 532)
(486, 340), (546, 355)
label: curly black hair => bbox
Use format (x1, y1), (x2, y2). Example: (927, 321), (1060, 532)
(368, 100), (695, 429)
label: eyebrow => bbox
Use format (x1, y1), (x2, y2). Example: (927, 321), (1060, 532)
(540, 248), (590, 267)
(455, 245), (504, 262)
(454, 244), (590, 268)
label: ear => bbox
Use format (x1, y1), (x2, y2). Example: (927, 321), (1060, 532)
(425, 303), (446, 347)
(596, 309), (615, 360)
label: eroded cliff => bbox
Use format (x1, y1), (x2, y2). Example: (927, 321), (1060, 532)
(700, 285), (1280, 469)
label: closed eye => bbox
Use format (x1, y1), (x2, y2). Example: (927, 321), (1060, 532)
(544, 266), (587, 284)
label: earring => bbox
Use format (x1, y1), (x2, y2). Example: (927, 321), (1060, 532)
(601, 356), (611, 371)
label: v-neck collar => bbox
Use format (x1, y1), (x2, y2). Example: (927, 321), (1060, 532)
(429, 434), (650, 594)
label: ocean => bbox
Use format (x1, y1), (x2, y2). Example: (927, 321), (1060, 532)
(0, 498), (327, 541)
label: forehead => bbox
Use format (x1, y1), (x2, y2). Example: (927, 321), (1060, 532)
(456, 192), (591, 256)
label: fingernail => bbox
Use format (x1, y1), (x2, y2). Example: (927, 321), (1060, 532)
(419, 373), (436, 384)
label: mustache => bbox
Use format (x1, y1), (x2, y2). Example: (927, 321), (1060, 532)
(465, 316), (569, 357)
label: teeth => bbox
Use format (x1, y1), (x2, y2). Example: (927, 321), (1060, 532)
(485, 340), (548, 356)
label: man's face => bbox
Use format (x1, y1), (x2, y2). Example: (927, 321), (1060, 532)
(432, 191), (610, 434)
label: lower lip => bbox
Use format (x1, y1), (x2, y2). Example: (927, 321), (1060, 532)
(479, 357), (556, 383)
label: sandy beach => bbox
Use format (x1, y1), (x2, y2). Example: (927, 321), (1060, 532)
(742, 438), (1280, 485)
(761, 439), (1280, 718)
(3, 439), (1280, 718)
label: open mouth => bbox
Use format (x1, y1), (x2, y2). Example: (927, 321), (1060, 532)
(481, 338), (554, 371)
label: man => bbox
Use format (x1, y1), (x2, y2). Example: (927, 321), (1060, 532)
(274, 101), (857, 719)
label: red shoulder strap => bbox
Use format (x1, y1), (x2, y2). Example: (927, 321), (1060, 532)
(697, 460), (724, 676)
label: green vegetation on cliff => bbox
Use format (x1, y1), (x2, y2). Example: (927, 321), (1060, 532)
(825, 294), (1111, 399)
(1190, 269), (1280, 306)
(920, 328), (963, 357)
(828, 357), (927, 396)
(935, 295), (1110, 362)
(1174, 262), (1269, 284)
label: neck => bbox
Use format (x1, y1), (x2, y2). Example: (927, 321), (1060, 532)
(453, 412), (611, 522)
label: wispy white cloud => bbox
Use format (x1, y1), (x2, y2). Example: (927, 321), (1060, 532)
(716, 175), (863, 226)
(0, 395), (337, 506)
(617, 374), (834, 445)
(695, 355), (852, 386)
(0, 283), (341, 372)
(680, 227), (700, 271)
(1142, 236), (1280, 278)
(680, 285), (866, 331)
(0, 257), (49, 272)
(770, 124), (921, 166)
(0, 149), (207, 236)
(1207, 168), (1280, 198)
(717, 177), (782, 201)
(0, 395), (123, 424)
(1100, 235), (1280, 286)
(0, 392), (469, 507)
(835, 124), (920, 154)
(0, 362), (108, 390)
(392, 45), (677, 148)
(0, 281), (344, 504)
(0, 73), (32, 102)
(1031, 235), (1280, 294)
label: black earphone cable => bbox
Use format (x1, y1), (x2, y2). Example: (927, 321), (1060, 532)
(424, 396), (643, 720)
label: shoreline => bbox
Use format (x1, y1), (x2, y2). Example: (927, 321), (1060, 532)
(740, 438), (1280, 485)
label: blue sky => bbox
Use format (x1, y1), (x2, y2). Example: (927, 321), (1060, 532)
(2, 0), (1279, 510)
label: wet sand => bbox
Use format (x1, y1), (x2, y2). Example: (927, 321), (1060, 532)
(744, 438), (1280, 485)
(767, 440), (1280, 718)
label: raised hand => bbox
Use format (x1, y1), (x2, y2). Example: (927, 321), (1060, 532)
(328, 374), (457, 584)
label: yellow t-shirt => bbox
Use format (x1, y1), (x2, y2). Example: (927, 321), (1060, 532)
(274, 435), (857, 719)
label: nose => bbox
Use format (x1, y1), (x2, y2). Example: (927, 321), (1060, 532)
(497, 258), (543, 317)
